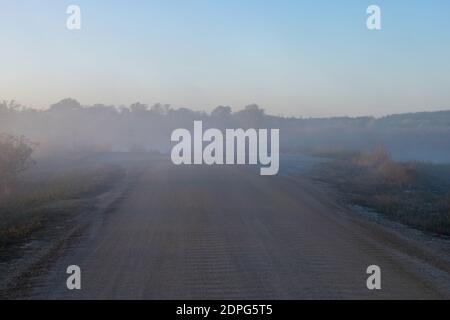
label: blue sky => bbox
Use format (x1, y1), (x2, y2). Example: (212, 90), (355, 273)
(1, 0), (449, 117)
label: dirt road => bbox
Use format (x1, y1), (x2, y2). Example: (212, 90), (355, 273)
(25, 160), (450, 299)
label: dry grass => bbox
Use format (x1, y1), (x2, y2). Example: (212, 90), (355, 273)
(311, 145), (450, 236)
(0, 164), (124, 246)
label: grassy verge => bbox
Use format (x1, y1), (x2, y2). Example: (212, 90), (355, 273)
(310, 146), (450, 236)
(0, 164), (124, 247)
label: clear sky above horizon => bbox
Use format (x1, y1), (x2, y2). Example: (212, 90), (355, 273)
(1, 0), (449, 117)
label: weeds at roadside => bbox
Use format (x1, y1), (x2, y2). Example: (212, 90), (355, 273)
(310, 146), (450, 236)
(0, 164), (124, 247)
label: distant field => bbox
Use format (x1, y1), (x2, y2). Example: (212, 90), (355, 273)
(309, 147), (450, 236)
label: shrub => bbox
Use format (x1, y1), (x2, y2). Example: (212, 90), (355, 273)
(354, 144), (414, 187)
(0, 134), (34, 201)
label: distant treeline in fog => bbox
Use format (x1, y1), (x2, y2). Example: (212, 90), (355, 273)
(1, 99), (450, 162)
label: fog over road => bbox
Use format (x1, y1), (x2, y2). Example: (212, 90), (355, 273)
(26, 159), (450, 299)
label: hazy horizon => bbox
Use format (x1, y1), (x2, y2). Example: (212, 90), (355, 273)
(3, 97), (450, 119)
(1, 0), (450, 117)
